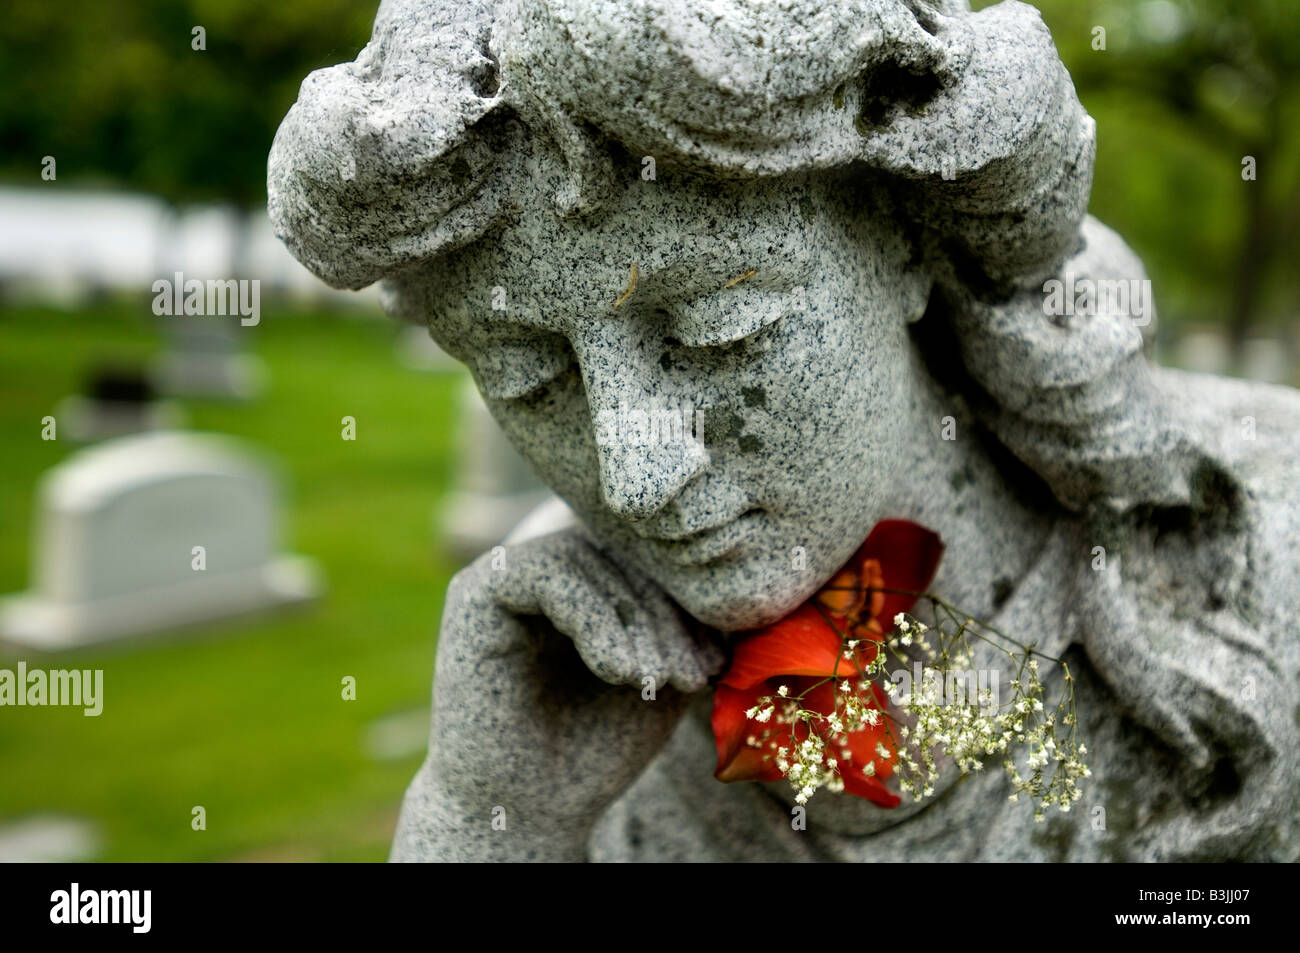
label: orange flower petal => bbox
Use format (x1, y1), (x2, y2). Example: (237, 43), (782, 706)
(720, 604), (848, 690)
(857, 520), (944, 627)
(712, 684), (787, 782)
(815, 566), (864, 616)
(711, 520), (943, 809)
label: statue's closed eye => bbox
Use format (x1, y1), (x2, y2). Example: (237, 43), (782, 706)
(661, 284), (797, 351)
(470, 283), (798, 402)
(687, 312), (786, 354)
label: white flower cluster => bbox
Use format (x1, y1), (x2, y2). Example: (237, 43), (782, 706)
(886, 621), (1091, 816)
(744, 662), (894, 805)
(998, 659), (1092, 821)
(742, 609), (1090, 817)
(888, 612), (936, 658)
(887, 650), (1000, 799)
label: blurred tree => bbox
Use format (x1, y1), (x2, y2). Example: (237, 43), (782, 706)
(0, 0), (374, 209)
(3, 0), (1296, 352)
(1025, 0), (1300, 356)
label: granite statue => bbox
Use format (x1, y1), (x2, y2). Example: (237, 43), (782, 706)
(268, 0), (1300, 861)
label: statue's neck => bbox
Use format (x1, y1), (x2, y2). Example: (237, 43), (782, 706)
(879, 350), (1059, 621)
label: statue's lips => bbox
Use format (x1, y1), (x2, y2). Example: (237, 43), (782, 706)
(645, 509), (764, 568)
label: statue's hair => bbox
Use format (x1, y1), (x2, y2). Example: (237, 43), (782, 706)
(269, 0), (1225, 516)
(269, 0), (1291, 857)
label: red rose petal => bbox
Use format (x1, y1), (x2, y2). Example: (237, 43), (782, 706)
(720, 605), (848, 691)
(858, 520), (944, 626)
(712, 684), (787, 782)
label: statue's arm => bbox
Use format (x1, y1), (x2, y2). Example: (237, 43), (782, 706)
(389, 530), (722, 862)
(391, 755), (593, 862)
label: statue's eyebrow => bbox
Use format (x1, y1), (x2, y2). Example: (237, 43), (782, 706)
(612, 263), (638, 309)
(628, 257), (763, 304)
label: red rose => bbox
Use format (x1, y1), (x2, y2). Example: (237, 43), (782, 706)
(711, 520), (943, 807)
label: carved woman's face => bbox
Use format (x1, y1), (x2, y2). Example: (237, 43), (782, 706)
(419, 166), (931, 629)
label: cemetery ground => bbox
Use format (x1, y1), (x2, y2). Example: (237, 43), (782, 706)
(0, 301), (464, 861)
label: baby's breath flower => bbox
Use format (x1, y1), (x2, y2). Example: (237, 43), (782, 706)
(753, 607), (1088, 814)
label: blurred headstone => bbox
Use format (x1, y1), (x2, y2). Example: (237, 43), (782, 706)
(151, 205), (266, 399)
(1240, 337), (1293, 385)
(0, 431), (322, 650)
(437, 376), (550, 558)
(151, 318), (266, 401)
(1170, 327), (1231, 375)
(55, 364), (185, 442)
(0, 816), (100, 863)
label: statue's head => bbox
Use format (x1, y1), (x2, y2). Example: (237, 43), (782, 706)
(270, 0), (1223, 628)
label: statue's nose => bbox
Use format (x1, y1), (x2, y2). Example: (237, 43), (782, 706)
(574, 331), (710, 521)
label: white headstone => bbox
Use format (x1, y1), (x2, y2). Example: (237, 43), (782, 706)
(1240, 337), (1293, 384)
(0, 815), (101, 863)
(1, 431), (321, 650)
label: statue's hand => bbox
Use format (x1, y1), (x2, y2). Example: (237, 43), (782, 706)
(392, 529), (723, 861)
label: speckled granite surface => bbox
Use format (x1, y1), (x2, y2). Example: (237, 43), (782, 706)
(268, 0), (1299, 861)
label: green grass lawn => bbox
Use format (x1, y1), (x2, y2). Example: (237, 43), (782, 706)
(0, 300), (467, 861)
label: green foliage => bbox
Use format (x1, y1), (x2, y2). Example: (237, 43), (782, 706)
(1023, 0), (1300, 340)
(0, 0), (375, 205)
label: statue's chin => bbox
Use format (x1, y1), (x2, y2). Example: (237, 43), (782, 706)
(662, 571), (820, 633)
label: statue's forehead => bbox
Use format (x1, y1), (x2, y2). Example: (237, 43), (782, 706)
(455, 172), (832, 318)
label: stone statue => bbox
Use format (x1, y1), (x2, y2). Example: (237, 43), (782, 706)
(268, 0), (1300, 861)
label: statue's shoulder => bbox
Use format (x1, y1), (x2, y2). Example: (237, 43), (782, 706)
(1152, 365), (1300, 496)
(1150, 365), (1300, 640)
